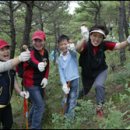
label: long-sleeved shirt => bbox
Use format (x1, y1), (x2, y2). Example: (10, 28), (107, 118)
(57, 50), (79, 85)
(0, 60), (13, 72)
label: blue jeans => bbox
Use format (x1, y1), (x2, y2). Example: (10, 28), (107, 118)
(25, 86), (45, 129)
(62, 78), (79, 119)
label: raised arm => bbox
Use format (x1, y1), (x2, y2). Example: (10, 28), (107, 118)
(75, 38), (86, 53)
(114, 36), (130, 50)
(0, 51), (30, 73)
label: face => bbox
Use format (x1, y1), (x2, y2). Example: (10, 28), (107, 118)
(59, 39), (68, 55)
(32, 39), (44, 50)
(0, 46), (10, 61)
(90, 32), (104, 46)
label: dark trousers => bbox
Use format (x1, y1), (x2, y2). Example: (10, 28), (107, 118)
(79, 69), (107, 104)
(78, 77), (94, 98)
(0, 103), (13, 129)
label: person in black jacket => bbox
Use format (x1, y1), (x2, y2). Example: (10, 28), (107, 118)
(76, 24), (130, 118)
(0, 38), (30, 129)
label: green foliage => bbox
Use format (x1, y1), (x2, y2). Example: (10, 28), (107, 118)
(51, 99), (95, 129)
(99, 110), (125, 129)
(98, 98), (128, 129)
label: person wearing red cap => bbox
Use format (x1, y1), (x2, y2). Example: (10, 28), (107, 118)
(76, 24), (130, 118)
(0, 38), (30, 129)
(17, 30), (49, 129)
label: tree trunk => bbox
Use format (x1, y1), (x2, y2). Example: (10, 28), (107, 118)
(127, 1), (130, 51)
(22, 1), (34, 50)
(123, 2), (129, 37)
(118, 1), (126, 65)
(8, 1), (17, 58)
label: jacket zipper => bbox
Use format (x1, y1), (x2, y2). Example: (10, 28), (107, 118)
(8, 70), (11, 104)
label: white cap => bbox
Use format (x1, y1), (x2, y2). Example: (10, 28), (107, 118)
(90, 29), (106, 38)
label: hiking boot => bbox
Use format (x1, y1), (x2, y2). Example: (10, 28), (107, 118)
(96, 104), (104, 118)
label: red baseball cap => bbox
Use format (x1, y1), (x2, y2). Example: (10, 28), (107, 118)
(0, 39), (10, 49)
(32, 30), (46, 41)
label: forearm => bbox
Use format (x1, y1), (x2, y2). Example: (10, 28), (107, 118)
(58, 66), (66, 85)
(0, 57), (20, 72)
(14, 78), (21, 94)
(114, 41), (128, 50)
(44, 62), (49, 79)
(76, 38), (85, 52)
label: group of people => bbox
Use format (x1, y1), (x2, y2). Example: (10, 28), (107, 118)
(0, 24), (130, 129)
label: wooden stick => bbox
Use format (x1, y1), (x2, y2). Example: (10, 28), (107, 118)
(62, 81), (71, 115)
(23, 45), (29, 51)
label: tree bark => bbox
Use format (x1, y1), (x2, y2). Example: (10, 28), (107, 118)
(118, 1), (126, 65)
(8, 1), (17, 58)
(22, 1), (34, 50)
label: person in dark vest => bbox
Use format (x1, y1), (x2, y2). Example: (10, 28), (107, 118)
(0, 39), (30, 129)
(17, 30), (49, 129)
(76, 24), (130, 118)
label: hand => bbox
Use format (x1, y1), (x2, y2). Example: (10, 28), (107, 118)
(67, 43), (75, 51)
(38, 62), (47, 72)
(19, 51), (30, 62)
(20, 91), (29, 99)
(41, 78), (48, 88)
(62, 83), (70, 94)
(80, 25), (89, 42)
(127, 36), (130, 44)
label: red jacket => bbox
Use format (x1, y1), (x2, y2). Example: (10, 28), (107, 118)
(17, 47), (49, 87)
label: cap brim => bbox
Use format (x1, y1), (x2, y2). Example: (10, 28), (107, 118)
(0, 44), (10, 49)
(90, 30), (106, 38)
(32, 36), (44, 41)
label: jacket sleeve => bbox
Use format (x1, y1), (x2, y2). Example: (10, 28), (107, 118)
(57, 59), (66, 86)
(44, 59), (49, 79)
(0, 60), (13, 72)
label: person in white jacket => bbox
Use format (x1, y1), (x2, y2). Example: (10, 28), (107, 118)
(0, 38), (30, 129)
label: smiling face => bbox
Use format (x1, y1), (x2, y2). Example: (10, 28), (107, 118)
(90, 32), (104, 46)
(32, 39), (45, 51)
(58, 39), (68, 55)
(0, 46), (10, 61)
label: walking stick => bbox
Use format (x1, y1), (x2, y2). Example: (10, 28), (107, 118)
(24, 96), (29, 129)
(23, 45), (29, 129)
(62, 81), (71, 115)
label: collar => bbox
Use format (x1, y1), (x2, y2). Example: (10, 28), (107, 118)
(60, 50), (70, 57)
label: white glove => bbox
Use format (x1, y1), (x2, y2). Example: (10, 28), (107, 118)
(40, 78), (48, 88)
(20, 91), (29, 99)
(127, 36), (130, 44)
(19, 51), (30, 62)
(81, 25), (89, 42)
(38, 62), (47, 72)
(67, 43), (75, 51)
(62, 83), (70, 94)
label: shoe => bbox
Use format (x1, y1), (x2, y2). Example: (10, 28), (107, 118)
(96, 104), (104, 118)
